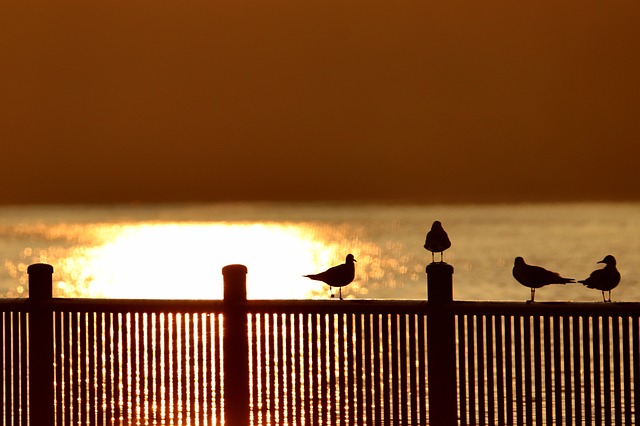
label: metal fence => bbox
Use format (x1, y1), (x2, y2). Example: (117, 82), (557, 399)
(2, 262), (640, 425)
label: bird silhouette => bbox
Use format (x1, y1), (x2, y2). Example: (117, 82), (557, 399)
(579, 255), (620, 302)
(424, 220), (451, 263)
(512, 257), (575, 303)
(304, 254), (356, 299)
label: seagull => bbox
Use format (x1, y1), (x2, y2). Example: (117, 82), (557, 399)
(304, 254), (356, 299)
(424, 220), (451, 263)
(579, 255), (620, 303)
(512, 257), (575, 303)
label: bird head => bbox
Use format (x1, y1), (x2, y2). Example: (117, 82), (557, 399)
(598, 255), (616, 266)
(346, 254), (357, 263)
(431, 220), (442, 230)
(514, 256), (525, 266)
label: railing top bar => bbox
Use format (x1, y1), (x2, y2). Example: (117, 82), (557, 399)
(0, 299), (29, 312)
(35, 298), (226, 313)
(5, 297), (431, 314)
(4, 297), (640, 316)
(451, 300), (640, 316)
(245, 299), (430, 314)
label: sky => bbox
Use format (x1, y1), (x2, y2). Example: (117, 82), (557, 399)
(1, 0), (639, 205)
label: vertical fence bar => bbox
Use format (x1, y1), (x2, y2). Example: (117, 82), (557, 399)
(356, 313), (365, 425)
(87, 312), (96, 425)
(613, 316), (622, 426)
(562, 316), (572, 426)
(1, 312), (4, 425)
(408, 314), (417, 426)
(583, 316), (592, 425)
(467, 314), (477, 425)
(320, 313), (328, 425)
(552, 316), (566, 423)
(603, 316), (612, 425)
(495, 315), (505, 426)
(338, 313), (346, 425)
(543, 315), (554, 422)
(523, 316), (533, 426)
(486, 315), (494, 426)
(514, 316), (523, 426)
(20, 312), (28, 426)
(222, 264), (249, 426)
(382, 314), (390, 426)
(504, 315), (513, 426)
(294, 313), (303, 425)
(477, 314), (486, 425)
(4, 312), (11, 425)
(593, 316), (602, 425)
(71, 311), (79, 423)
(28, 263), (55, 426)
(390, 314), (399, 425)
(426, 262), (456, 425)
(311, 313), (319, 426)
(12, 311), (21, 425)
(373, 314), (382, 426)
(633, 317), (640, 426)
(572, 316), (582, 426)
(622, 317), (632, 426)
(328, 313), (336, 426)
(348, 312), (355, 425)
(399, 314), (408, 424)
(457, 315), (467, 426)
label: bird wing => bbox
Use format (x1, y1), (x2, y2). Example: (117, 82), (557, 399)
(424, 230), (451, 252)
(579, 268), (603, 287)
(515, 264), (574, 287)
(580, 267), (620, 290)
(305, 263), (354, 287)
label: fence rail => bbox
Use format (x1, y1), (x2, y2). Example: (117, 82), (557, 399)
(2, 263), (640, 425)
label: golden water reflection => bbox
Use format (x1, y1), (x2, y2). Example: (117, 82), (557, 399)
(31, 222), (378, 299)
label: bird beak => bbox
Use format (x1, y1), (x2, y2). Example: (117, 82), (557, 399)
(597, 259), (605, 264)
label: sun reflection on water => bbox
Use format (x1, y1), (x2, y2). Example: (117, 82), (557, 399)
(43, 222), (363, 299)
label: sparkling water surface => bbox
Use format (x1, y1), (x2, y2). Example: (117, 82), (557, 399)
(1, 202), (638, 302)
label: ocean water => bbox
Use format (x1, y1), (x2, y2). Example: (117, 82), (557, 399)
(0, 202), (638, 302)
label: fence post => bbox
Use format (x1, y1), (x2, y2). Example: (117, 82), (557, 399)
(28, 263), (55, 426)
(426, 262), (457, 425)
(222, 264), (250, 426)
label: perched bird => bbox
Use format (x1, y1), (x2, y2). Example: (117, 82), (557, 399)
(579, 255), (620, 303)
(424, 220), (451, 263)
(304, 254), (356, 299)
(513, 257), (575, 303)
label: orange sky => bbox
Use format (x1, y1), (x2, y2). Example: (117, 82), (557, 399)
(1, 0), (639, 204)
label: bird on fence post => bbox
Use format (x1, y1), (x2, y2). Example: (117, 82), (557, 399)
(303, 254), (356, 300)
(424, 220), (451, 263)
(512, 257), (575, 303)
(578, 255), (620, 303)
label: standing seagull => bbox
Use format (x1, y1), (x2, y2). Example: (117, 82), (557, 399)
(424, 220), (451, 263)
(304, 254), (356, 299)
(513, 257), (575, 303)
(579, 255), (620, 303)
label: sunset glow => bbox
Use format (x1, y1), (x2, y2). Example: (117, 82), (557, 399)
(43, 222), (357, 299)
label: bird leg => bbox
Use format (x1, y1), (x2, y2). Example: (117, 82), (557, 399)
(431, 252), (435, 263)
(602, 291), (606, 303)
(527, 288), (535, 303)
(339, 288), (343, 300)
